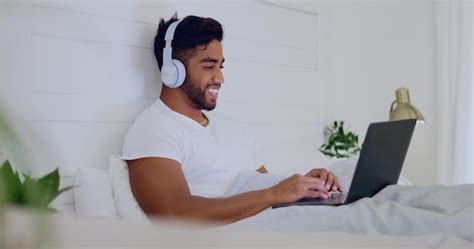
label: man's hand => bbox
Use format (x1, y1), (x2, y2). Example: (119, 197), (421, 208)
(305, 168), (343, 193)
(269, 174), (329, 204)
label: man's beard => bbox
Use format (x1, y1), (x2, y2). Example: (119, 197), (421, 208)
(181, 75), (217, 111)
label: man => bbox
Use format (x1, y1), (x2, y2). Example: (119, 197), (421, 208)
(122, 14), (343, 224)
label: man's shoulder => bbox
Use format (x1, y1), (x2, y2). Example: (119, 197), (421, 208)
(139, 100), (179, 121)
(122, 101), (186, 161)
(129, 101), (182, 133)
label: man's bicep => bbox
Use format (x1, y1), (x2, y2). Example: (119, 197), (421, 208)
(127, 157), (191, 215)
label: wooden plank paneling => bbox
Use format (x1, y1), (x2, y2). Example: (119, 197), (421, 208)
(243, 123), (320, 148)
(31, 4), (156, 48)
(1, 1), (322, 212)
(214, 102), (319, 125)
(30, 93), (319, 125)
(27, 122), (131, 177)
(29, 35), (317, 103)
(31, 34), (161, 98)
(33, 1), (319, 49)
(221, 59), (319, 105)
(30, 94), (154, 122)
(224, 38), (317, 70)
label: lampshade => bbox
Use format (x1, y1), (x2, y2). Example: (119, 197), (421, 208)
(389, 88), (425, 125)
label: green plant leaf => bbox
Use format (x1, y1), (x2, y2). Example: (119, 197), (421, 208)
(38, 168), (60, 194)
(318, 148), (336, 157)
(338, 126), (343, 135)
(22, 177), (43, 207)
(21, 169), (61, 208)
(0, 160), (23, 203)
(318, 120), (361, 159)
(0, 159), (72, 209)
(19, 174), (34, 205)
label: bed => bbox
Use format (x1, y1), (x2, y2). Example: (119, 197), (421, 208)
(1, 1), (472, 248)
(3, 156), (473, 248)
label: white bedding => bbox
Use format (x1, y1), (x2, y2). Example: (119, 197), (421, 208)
(4, 207), (472, 249)
(7, 161), (472, 248)
(221, 162), (474, 243)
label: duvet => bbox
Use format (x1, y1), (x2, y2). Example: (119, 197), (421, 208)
(223, 160), (474, 243)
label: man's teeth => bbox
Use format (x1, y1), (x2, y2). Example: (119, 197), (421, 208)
(208, 89), (218, 96)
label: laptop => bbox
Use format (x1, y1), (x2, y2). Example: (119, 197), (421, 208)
(272, 119), (416, 208)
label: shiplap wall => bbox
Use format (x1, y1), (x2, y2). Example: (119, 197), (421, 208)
(0, 1), (321, 213)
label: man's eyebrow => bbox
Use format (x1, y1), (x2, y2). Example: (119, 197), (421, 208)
(200, 57), (225, 64)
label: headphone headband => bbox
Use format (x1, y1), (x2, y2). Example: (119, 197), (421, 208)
(163, 19), (182, 61)
(164, 19), (183, 41)
(161, 19), (186, 88)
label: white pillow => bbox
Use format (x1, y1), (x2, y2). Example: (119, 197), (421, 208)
(74, 167), (120, 219)
(108, 155), (150, 224)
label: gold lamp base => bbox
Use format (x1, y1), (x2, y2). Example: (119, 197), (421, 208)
(389, 88), (425, 125)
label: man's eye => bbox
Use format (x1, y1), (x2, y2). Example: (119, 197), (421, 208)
(203, 64), (223, 70)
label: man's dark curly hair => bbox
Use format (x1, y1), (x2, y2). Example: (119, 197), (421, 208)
(154, 13), (224, 70)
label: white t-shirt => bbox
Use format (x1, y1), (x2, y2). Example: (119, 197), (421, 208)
(122, 99), (261, 197)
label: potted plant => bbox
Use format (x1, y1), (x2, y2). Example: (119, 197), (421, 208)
(0, 160), (72, 210)
(319, 121), (361, 159)
(0, 112), (71, 210)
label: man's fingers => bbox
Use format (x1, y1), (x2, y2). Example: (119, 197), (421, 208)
(319, 169), (328, 183)
(300, 175), (325, 186)
(336, 181), (344, 193)
(328, 175), (343, 192)
(325, 173), (335, 190)
(305, 190), (328, 199)
(304, 179), (329, 194)
(301, 170), (344, 193)
(296, 177), (328, 194)
(306, 169), (319, 178)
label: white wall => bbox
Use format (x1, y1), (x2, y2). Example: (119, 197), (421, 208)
(275, 0), (437, 184)
(0, 0), (439, 199)
(0, 1), (322, 211)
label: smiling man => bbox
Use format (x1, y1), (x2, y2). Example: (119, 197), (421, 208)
(122, 14), (343, 224)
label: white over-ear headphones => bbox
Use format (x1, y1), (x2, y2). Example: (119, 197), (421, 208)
(161, 19), (186, 88)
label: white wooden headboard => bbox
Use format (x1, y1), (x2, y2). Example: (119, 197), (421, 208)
(0, 1), (321, 212)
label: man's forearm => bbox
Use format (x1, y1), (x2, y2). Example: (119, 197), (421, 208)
(152, 188), (275, 224)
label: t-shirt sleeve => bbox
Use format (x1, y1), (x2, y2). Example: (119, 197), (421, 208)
(121, 113), (184, 164)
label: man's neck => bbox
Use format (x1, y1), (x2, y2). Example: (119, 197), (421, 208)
(159, 88), (204, 122)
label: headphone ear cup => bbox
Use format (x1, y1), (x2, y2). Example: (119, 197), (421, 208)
(160, 64), (177, 87)
(160, 60), (185, 88)
(172, 59), (186, 88)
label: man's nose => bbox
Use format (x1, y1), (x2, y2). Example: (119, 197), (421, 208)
(214, 69), (224, 84)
